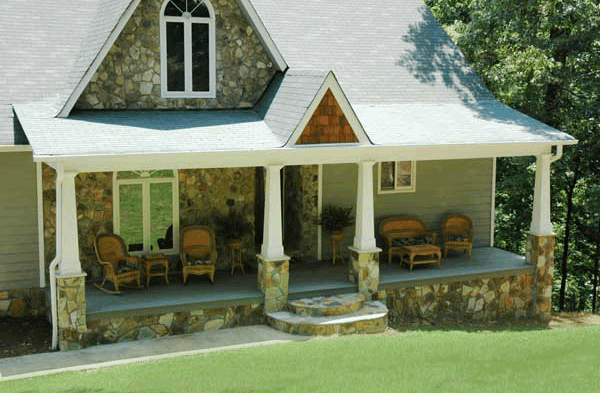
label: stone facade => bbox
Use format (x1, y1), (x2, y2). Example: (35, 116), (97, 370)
(257, 257), (289, 313)
(57, 274), (88, 350)
(348, 249), (380, 297)
(78, 303), (263, 348)
(179, 167), (255, 268)
(283, 165), (319, 261)
(42, 166), (255, 281)
(526, 234), (555, 321)
(0, 288), (48, 318)
(75, 0), (275, 110)
(383, 274), (534, 326)
(297, 89), (358, 145)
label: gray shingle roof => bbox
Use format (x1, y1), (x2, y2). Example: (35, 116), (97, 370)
(249, 0), (494, 106)
(0, 0), (133, 145)
(14, 104), (281, 156)
(5, 0), (576, 154)
(256, 70), (329, 144)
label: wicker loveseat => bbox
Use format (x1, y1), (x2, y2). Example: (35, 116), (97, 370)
(378, 216), (438, 266)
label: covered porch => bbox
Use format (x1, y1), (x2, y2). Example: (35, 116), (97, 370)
(85, 247), (530, 319)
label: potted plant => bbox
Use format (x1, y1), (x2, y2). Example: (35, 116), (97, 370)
(214, 210), (254, 245)
(316, 205), (355, 240)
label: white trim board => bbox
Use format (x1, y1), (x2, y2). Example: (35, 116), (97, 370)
(35, 142), (568, 173)
(236, 0), (287, 72)
(287, 71), (371, 147)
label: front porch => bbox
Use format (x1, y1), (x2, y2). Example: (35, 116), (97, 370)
(85, 247), (530, 320)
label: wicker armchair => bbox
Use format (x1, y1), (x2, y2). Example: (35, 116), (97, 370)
(442, 214), (473, 259)
(180, 226), (217, 284)
(94, 234), (142, 294)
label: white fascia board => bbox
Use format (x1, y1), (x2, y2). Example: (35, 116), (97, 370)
(57, 0), (142, 118)
(0, 145), (32, 152)
(34, 141), (566, 173)
(287, 71), (370, 147)
(236, 0), (287, 72)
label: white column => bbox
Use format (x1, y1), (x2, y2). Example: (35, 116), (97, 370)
(260, 165), (285, 259)
(530, 154), (554, 236)
(353, 161), (377, 250)
(56, 166), (82, 275)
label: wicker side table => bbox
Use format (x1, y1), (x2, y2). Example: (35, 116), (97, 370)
(143, 254), (170, 287)
(228, 240), (245, 275)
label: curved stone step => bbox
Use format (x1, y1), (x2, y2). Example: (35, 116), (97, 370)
(288, 293), (367, 317)
(267, 301), (388, 336)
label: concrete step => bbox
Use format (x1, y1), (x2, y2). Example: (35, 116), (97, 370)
(288, 293), (367, 317)
(267, 301), (388, 336)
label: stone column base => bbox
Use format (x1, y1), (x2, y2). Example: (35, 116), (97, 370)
(56, 272), (87, 350)
(526, 234), (555, 322)
(348, 247), (381, 298)
(257, 255), (290, 313)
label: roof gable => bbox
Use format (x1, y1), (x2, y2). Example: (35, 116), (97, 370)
(288, 72), (369, 146)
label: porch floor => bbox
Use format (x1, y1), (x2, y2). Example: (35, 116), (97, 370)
(86, 247), (531, 320)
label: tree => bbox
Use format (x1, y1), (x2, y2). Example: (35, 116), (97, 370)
(426, 0), (600, 311)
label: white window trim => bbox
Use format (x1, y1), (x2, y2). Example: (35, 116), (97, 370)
(377, 161), (417, 194)
(159, 0), (216, 98)
(113, 171), (180, 255)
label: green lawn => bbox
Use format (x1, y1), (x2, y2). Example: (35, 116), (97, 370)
(3, 326), (599, 393)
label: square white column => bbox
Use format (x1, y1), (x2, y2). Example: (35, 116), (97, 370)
(260, 165), (286, 260)
(530, 154), (554, 236)
(56, 166), (83, 276)
(353, 161), (378, 251)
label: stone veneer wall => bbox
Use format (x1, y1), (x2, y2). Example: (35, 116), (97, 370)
(179, 168), (255, 268)
(72, 304), (264, 348)
(381, 274), (534, 326)
(75, 0), (276, 110)
(0, 288), (48, 318)
(42, 166), (114, 282)
(42, 167), (255, 280)
(283, 165), (319, 261)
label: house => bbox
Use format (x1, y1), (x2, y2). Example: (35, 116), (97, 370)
(0, 0), (576, 350)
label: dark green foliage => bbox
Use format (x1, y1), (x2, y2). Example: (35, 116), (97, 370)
(214, 210), (254, 240)
(427, 0), (600, 311)
(316, 205), (355, 233)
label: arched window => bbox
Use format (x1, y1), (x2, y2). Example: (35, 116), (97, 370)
(160, 0), (216, 98)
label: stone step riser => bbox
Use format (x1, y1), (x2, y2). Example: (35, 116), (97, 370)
(288, 293), (367, 317)
(267, 313), (387, 336)
(268, 300), (389, 336)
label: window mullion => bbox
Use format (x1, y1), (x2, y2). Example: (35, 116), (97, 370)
(184, 19), (193, 93)
(394, 161), (400, 191)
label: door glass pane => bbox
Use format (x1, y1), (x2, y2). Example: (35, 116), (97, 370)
(191, 23), (210, 91)
(380, 161), (395, 190)
(166, 22), (185, 91)
(119, 183), (144, 252)
(150, 182), (174, 251)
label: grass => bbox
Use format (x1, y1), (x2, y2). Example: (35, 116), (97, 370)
(2, 325), (600, 393)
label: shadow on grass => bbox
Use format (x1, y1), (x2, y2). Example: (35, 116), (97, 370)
(390, 320), (550, 334)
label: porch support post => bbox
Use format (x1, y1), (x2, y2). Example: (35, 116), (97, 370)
(530, 154), (554, 236)
(349, 161), (381, 297)
(55, 165), (87, 350)
(526, 153), (556, 322)
(257, 165), (289, 313)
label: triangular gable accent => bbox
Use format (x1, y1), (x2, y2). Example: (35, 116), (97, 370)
(58, 0), (287, 118)
(297, 89), (358, 144)
(288, 71), (370, 146)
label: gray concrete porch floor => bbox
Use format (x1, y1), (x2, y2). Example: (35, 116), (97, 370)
(86, 247), (531, 319)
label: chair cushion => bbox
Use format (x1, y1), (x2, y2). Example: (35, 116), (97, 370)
(116, 260), (138, 274)
(185, 258), (213, 266)
(447, 233), (470, 242)
(392, 235), (433, 246)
